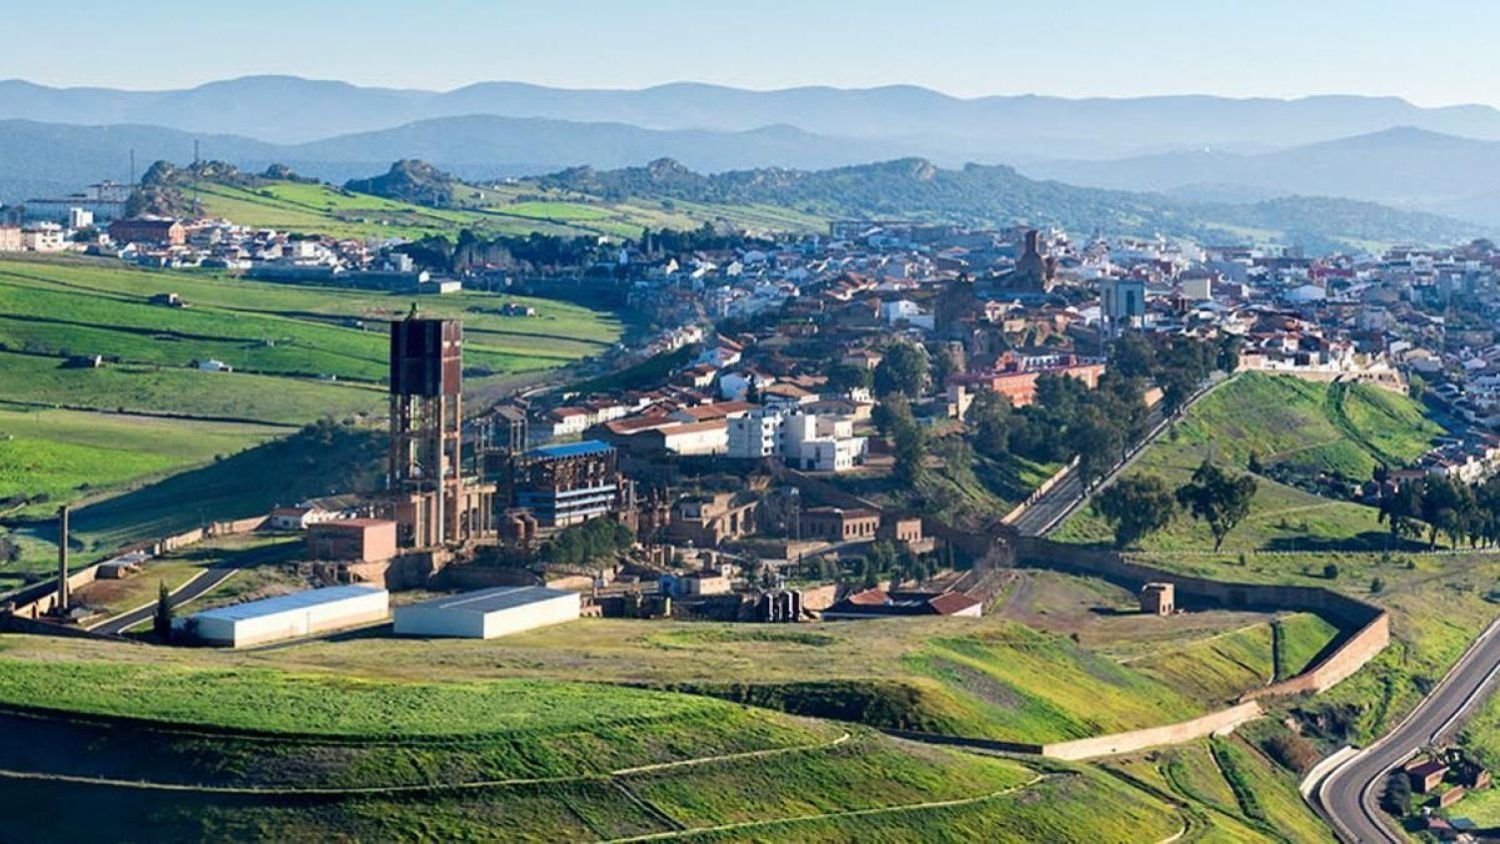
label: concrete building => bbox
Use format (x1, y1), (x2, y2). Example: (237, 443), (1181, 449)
(727, 408), (866, 472)
(184, 585), (390, 648)
(108, 218), (186, 246)
(667, 492), (758, 546)
(1140, 582), (1175, 615)
(307, 519), (398, 563)
(802, 507), (880, 542)
(1100, 277), (1147, 337)
(393, 586), (580, 639)
(21, 224), (65, 252)
(0, 226), (20, 252)
(516, 441), (623, 527)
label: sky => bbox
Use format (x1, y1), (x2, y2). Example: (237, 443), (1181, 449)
(5, 0), (1498, 106)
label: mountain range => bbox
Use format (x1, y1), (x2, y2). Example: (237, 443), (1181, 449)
(1019, 127), (1500, 226)
(2, 75), (1499, 242)
(5, 75), (1500, 158)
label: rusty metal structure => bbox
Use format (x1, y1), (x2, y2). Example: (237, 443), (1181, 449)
(55, 504), (69, 614)
(388, 318), (494, 548)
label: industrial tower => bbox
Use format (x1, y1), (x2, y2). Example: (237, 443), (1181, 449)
(388, 318), (494, 548)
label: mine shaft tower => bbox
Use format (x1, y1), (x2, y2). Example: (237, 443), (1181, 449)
(388, 318), (493, 548)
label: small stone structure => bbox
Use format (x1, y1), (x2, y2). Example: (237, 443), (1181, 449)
(1140, 582), (1175, 615)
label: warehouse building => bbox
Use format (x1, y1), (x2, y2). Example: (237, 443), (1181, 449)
(393, 586), (580, 639)
(183, 585), (390, 648)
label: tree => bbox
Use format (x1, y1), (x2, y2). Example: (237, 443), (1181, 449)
(826, 363), (873, 395)
(153, 580), (174, 641)
(1070, 408), (1126, 488)
(1378, 481), (1422, 544)
(1380, 769), (1411, 817)
(893, 422), (929, 487)
(1247, 452), (1264, 474)
(967, 389), (1012, 459)
(873, 342), (929, 398)
(1092, 475), (1178, 549)
(929, 346), (957, 389)
(1176, 460), (1258, 552)
(1323, 562), (1340, 580)
(1109, 333), (1156, 380)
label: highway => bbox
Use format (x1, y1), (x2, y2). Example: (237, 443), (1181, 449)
(1317, 618), (1500, 842)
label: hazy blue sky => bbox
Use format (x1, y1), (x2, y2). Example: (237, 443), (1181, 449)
(7, 0), (1496, 105)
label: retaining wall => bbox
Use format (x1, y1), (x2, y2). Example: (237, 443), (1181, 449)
(1014, 534), (1390, 703)
(1042, 701), (1264, 760)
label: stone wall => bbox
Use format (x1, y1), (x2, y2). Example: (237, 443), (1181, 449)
(1042, 701), (1264, 761)
(1014, 535), (1390, 703)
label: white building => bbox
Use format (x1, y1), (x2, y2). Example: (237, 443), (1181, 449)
(727, 408), (866, 472)
(183, 585), (389, 648)
(881, 299), (935, 331)
(393, 586), (580, 639)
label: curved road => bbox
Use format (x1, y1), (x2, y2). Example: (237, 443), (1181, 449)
(1318, 618), (1500, 842)
(89, 542), (294, 636)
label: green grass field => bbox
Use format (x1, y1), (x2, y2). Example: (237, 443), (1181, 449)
(0, 634), (1189, 842)
(36, 608), (1325, 746)
(195, 178), (827, 242)
(1054, 373), (1444, 552)
(1106, 737), (1331, 842)
(0, 407), (281, 519)
(0, 350), (384, 424)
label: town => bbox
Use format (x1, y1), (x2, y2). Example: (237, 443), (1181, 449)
(7, 11), (1500, 838)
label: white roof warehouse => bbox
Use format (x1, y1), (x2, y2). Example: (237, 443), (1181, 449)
(393, 586), (580, 640)
(183, 585), (390, 648)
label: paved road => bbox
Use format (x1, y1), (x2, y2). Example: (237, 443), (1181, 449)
(1317, 619), (1500, 842)
(1009, 373), (1230, 537)
(89, 543), (292, 636)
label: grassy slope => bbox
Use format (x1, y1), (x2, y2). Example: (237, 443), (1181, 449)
(0, 350), (384, 424)
(196, 179), (827, 241)
(0, 645), (1183, 842)
(73, 612), (1315, 745)
(0, 407), (281, 517)
(1107, 738), (1330, 842)
(1054, 373), (1444, 552)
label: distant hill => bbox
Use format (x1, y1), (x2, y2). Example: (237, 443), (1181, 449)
(530, 157), (1485, 250)
(0, 115), (901, 202)
(5, 75), (1500, 159)
(1021, 127), (1500, 226)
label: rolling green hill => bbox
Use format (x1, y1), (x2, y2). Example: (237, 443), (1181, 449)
(533, 157), (1484, 251)
(1053, 373), (1447, 552)
(0, 253), (622, 585)
(192, 168), (825, 241)
(0, 645), (1180, 842)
